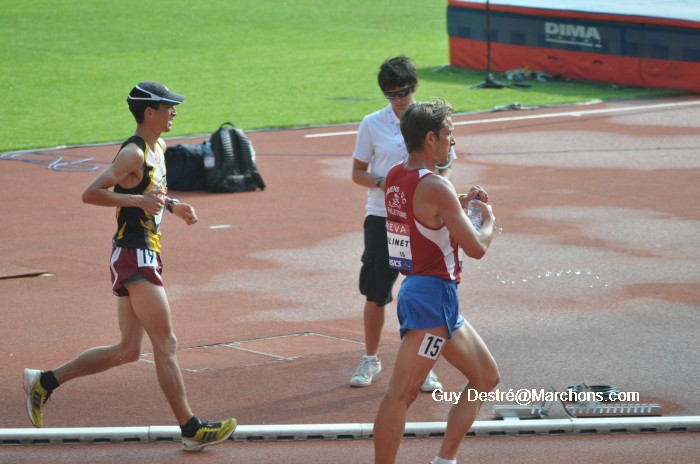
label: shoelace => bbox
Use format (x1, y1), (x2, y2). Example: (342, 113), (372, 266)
(356, 360), (374, 377)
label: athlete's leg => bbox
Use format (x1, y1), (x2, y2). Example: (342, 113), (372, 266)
(24, 296), (145, 428)
(363, 300), (385, 356)
(52, 296), (145, 384)
(360, 214), (397, 358)
(435, 321), (500, 460)
(373, 326), (447, 464)
(125, 279), (193, 424)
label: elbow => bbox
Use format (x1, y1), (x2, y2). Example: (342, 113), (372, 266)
(472, 248), (487, 260)
(464, 244), (488, 260)
(81, 190), (92, 205)
(82, 188), (99, 205)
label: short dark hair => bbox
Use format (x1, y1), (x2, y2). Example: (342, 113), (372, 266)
(128, 100), (161, 124)
(378, 55), (418, 91)
(400, 98), (453, 153)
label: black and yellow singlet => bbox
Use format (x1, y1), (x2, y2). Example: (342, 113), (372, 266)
(112, 136), (167, 253)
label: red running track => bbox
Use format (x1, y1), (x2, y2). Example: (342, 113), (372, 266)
(1, 97), (699, 463)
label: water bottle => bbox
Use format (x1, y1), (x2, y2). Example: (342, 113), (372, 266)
(467, 194), (482, 230)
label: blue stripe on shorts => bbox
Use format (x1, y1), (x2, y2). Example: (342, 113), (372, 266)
(396, 274), (464, 339)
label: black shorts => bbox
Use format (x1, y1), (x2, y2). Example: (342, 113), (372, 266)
(359, 215), (399, 306)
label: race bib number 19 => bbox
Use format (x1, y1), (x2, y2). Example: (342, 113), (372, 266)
(137, 249), (158, 268)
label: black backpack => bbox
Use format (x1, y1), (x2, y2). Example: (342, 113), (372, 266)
(164, 143), (208, 191)
(206, 122), (266, 193)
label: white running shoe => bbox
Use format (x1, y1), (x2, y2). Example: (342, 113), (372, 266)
(420, 370), (443, 392)
(350, 356), (382, 387)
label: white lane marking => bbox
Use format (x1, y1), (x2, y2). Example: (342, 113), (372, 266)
(303, 99), (700, 138)
(453, 99), (700, 126)
(304, 130), (359, 138)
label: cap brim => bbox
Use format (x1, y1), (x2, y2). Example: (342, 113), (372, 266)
(160, 92), (185, 105)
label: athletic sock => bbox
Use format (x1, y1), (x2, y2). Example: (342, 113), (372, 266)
(431, 457), (456, 464)
(40, 371), (60, 394)
(363, 355), (379, 361)
(180, 416), (202, 438)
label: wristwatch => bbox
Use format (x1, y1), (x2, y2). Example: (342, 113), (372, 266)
(374, 177), (384, 188)
(166, 198), (180, 213)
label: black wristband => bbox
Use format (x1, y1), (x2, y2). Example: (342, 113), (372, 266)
(166, 198), (180, 213)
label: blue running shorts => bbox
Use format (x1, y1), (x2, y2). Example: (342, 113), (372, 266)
(397, 274), (464, 339)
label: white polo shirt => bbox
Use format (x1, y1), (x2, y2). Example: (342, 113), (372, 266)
(352, 104), (456, 217)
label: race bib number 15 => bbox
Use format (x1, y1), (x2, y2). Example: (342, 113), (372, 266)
(419, 333), (445, 360)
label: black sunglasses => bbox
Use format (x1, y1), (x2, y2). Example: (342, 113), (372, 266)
(384, 86), (414, 100)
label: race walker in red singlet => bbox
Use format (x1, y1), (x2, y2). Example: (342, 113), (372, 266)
(385, 163), (465, 339)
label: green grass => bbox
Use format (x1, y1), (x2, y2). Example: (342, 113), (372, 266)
(0, 0), (684, 152)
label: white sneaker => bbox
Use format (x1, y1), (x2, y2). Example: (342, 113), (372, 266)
(350, 356), (381, 387)
(420, 370), (442, 392)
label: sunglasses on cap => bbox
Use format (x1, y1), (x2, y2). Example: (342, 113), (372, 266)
(383, 86), (414, 100)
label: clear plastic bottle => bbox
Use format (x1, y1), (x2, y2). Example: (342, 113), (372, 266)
(467, 194), (482, 230)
